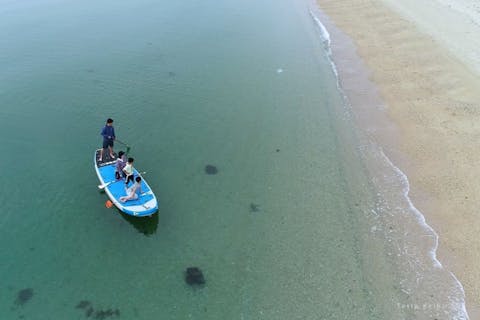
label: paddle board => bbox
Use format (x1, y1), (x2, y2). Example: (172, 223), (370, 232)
(94, 149), (158, 217)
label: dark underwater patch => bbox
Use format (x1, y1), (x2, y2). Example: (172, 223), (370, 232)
(205, 165), (218, 175)
(86, 306), (94, 317)
(75, 300), (119, 319)
(76, 300), (91, 309)
(15, 288), (33, 306)
(94, 308), (120, 319)
(249, 203), (260, 213)
(185, 267), (205, 286)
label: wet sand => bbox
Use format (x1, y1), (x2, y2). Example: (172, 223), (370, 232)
(316, 0), (480, 316)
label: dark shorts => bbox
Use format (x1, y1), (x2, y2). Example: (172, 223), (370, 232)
(125, 174), (134, 185)
(103, 139), (114, 149)
(115, 171), (126, 180)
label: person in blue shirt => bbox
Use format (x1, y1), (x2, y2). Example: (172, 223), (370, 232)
(99, 118), (116, 161)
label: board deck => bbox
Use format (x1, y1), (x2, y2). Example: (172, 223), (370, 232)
(94, 149), (158, 217)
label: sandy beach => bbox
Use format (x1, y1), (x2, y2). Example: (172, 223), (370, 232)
(316, 0), (480, 317)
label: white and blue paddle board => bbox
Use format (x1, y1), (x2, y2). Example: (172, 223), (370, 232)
(94, 149), (158, 217)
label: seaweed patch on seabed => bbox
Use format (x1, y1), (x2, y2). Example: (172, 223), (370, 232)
(75, 300), (120, 319)
(185, 267), (205, 286)
(15, 288), (33, 306)
(249, 203), (260, 213)
(204, 165), (218, 175)
(76, 300), (91, 309)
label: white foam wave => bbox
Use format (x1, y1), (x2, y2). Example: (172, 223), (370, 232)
(380, 149), (469, 319)
(309, 8), (469, 320)
(309, 10), (331, 49)
(309, 10), (339, 81)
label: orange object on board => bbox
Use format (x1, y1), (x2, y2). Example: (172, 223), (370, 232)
(105, 200), (113, 208)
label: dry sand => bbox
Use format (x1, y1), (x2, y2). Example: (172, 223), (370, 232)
(316, 0), (480, 316)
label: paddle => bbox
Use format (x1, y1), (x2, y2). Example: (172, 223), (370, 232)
(115, 139), (129, 147)
(115, 139), (131, 155)
(105, 191), (150, 208)
(98, 171), (147, 190)
(98, 180), (119, 190)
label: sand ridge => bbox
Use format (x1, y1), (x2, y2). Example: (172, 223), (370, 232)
(316, 0), (480, 316)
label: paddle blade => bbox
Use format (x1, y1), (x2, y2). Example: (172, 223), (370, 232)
(98, 181), (111, 190)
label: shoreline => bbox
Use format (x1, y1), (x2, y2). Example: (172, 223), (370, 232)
(315, 0), (480, 317)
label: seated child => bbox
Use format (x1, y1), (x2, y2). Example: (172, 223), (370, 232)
(119, 176), (142, 202)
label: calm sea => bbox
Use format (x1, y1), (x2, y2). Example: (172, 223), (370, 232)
(0, 0), (468, 319)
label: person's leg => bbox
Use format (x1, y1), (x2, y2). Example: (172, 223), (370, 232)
(120, 186), (130, 202)
(125, 174), (133, 186)
(108, 141), (115, 158)
(100, 140), (108, 161)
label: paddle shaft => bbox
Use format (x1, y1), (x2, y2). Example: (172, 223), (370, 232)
(115, 139), (131, 156)
(98, 171), (147, 189)
(115, 139), (129, 147)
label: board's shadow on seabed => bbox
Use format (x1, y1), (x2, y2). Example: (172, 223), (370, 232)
(117, 210), (159, 236)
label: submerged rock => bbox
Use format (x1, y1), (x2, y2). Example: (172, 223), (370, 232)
(249, 203), (260, 212)
(185, 267), (205, 285)
(15, 288), (34, 306)
(86, 306), (94, 317)
(205, 165), (218, 175)
(76, 300), (91, 309)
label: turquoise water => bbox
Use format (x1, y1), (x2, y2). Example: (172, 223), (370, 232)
(0, 0), (468, 319)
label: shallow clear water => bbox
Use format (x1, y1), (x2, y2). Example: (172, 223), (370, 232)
(0, 0), (467, 319)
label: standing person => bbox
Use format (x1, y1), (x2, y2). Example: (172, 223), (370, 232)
(99, 118), (116, 161)
(115, 151), (126, 180)
(123, 157), (135, 186)
(120, 176), (142, 202)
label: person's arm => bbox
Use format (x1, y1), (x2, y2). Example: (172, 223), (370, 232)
(100, 127), (107, 138)
(112, 127), (116, 140)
